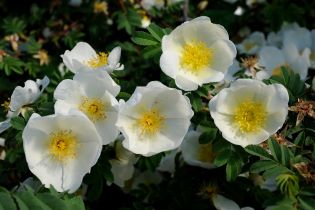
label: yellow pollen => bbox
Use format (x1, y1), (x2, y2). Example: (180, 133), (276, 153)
(1, 98), (10, 112)
(197, 143), (215, 163)
(243, 42), (255, 51)
(86, 52), (108, 68)
(79, 97), (106, 122)
(180, 41), (213, 73)
(272, 64), (289, 76)
(234, 100), (267, 133)
(49, 130), (77, 162)
(137, 109), (164, 136)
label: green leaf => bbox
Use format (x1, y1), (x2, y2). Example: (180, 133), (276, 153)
(0, 192), (17, 210)
(250, 160), (278, 173)
(268, 138), (282, 162)
(213, 149), (231, 167)
(280, 145), (291, 167)
(262, 165), (291, 179)
(13, 195), (29, 210)
(226, 154), (242, 182)
(65, 196), (85, 210)
(10, 116), (26, 130)
(298, 196), (315, 210)
(17, 190), (52, 210)
(37, 193), (67, 210)
(294, 131), (305, 146)
(188, 93), (203, 112)
(2, 17), (26, 34)
(147, 23), (166, 42)
(131, 31), (158, 46)
(142, 45), (162, 59)
(299, 187), (315, 196)
(198, 129), (217, 144)
(245, 145), (273, 160)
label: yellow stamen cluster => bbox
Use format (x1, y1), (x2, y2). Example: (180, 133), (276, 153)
(93, 1), (109, 15)
(137, 108), (164, 136)
(86, 52), (109, 68)
(243, 42), (255, 51)
(1, 98), (10, 112)
(49, 130), (77, 162)
(180, 41), (213, 73)
(79, 97), (106, 122)
(197, 143), (215, 163)
(234, 100), (267, 133)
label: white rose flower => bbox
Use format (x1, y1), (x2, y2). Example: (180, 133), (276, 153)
(54, 71), (120, 145)
(61, 42), (124, 74)
(116, 81), (193, 156)
(0, 76), (50, 134)
(8, 76), (50, 118)
(22, 113), (102, 193)
(237, 31), (265, 55)
(209, 79), (289, 147)
(181, 130), (216, 169)
(257, 46), (310, 80)
(160, 16), (237, 91)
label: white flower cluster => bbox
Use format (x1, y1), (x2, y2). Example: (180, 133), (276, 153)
(1, 16), (295, 200)
(237, 22), (315, 80)
(20, 41), (194, 193)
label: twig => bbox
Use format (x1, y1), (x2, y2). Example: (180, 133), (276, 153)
(183, 0), (189, 21)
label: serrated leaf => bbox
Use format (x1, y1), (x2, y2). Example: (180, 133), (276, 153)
(262, 165), (291, 179)
(280, 145), (291, 167)
(298, 196), (315, 210)
(213, 149), (231, 167)
(268, 138), (282, 162)
(37, 193), (67, 210)
(13, 195), (30, 210)
(17, 190), (52, 210)
(299, 187), (315, 196)
(245, 145), (273, 160)
(226, 157), (242, 182)
(10, 116), (26, 130)
(65, 196), (85, 210)
(142, 45), (161, 59)
(147, 23), (165, 42)
(250, 160), (278, 173)
(131, 31), (158, 46)
(0, 192), (17, 210)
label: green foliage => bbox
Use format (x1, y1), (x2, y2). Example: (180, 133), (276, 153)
(2, 17), (27, 34)
(264, 67), (305, 104)
(0, 187), (85, 210)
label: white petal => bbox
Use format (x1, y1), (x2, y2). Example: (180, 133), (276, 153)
(74, 71), (120, 97)
(0, 119), (11, 134)
(108, 46), (121, 68)
(54, 79), (84, 104)
(211, 39), (237, 73)
(258, 46), (285, 71)
(175, 74), (199, 91)
(212, 194), (240, 210)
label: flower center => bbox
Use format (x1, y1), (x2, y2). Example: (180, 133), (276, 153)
(234, 100), (267, 133)
(86, 52), (108, 68)
(180, 41), (213, 73)
(49, 130), (77, 162)
(243, 42), (255, 52)
(79, 97), (106, 122)
(1, 98), (10, 112)
(137, 109), (164, 136)
(198, 143), (215, 163)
